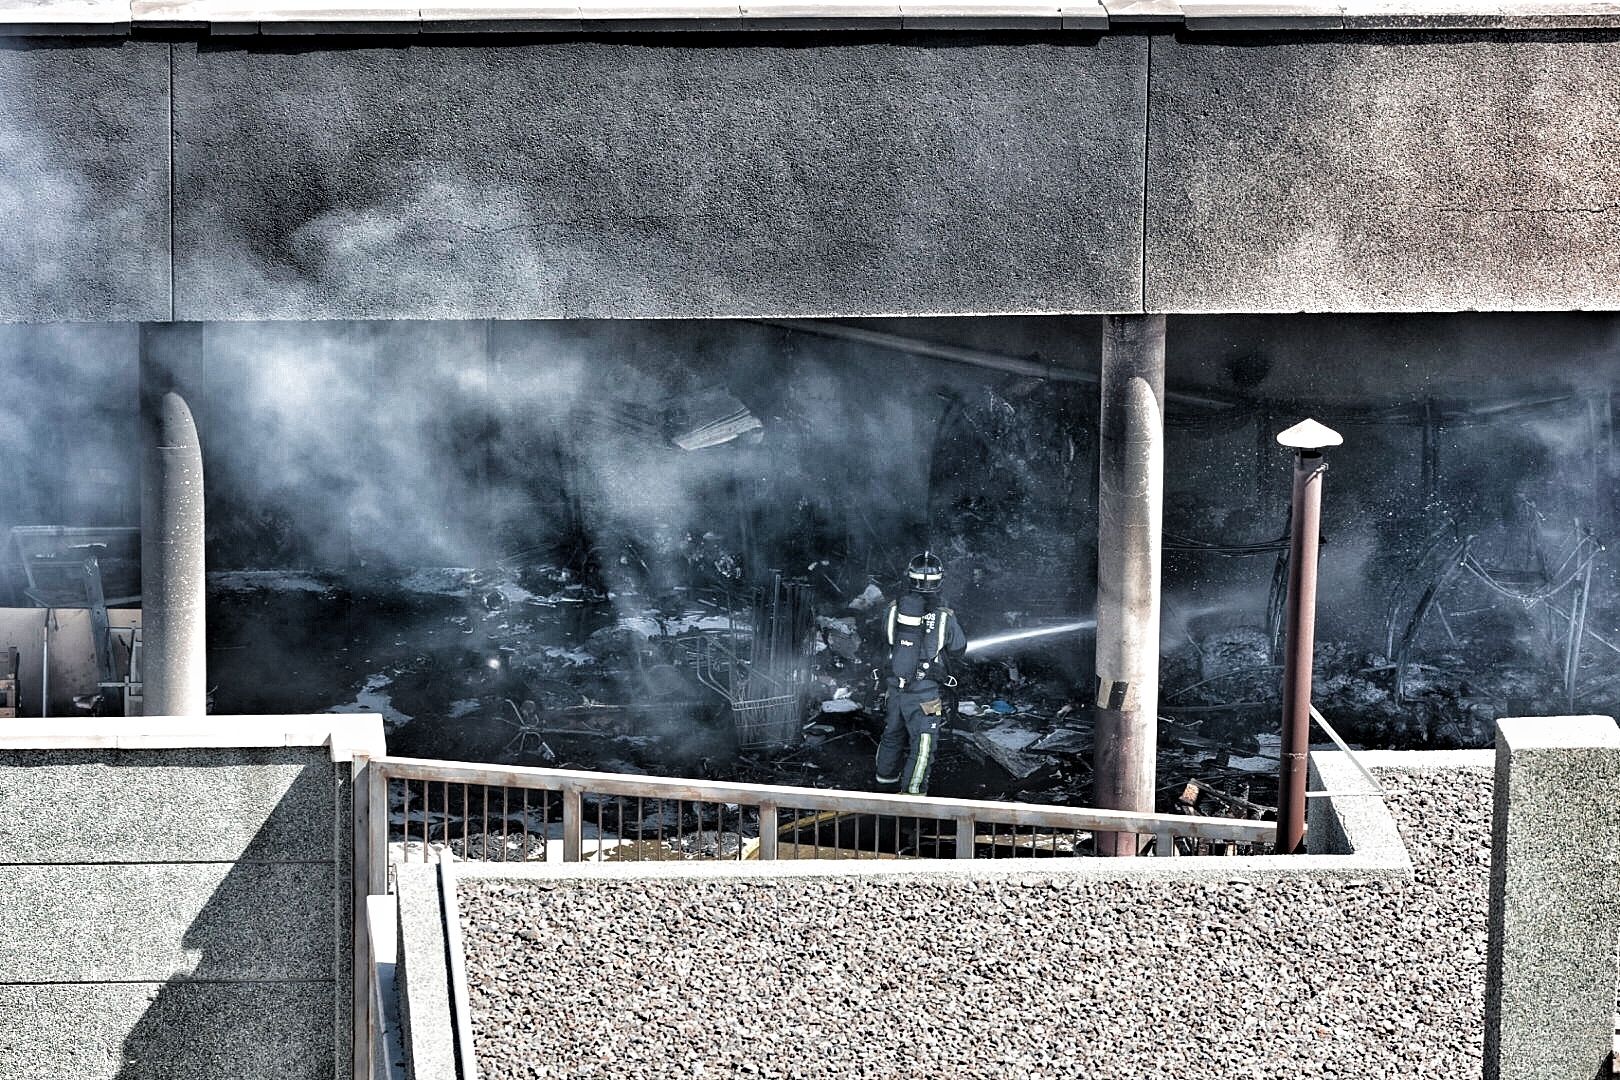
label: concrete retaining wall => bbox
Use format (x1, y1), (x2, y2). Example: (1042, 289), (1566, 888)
(4, 31), (1620, 322)
(418, 751), (1486, 1079)
(0, 716), (383, 1080)
(421, 735), (1620, 1080)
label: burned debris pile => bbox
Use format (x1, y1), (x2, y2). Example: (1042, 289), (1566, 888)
(195, 334), (1620, 842)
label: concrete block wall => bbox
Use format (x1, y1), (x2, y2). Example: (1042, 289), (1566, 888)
(1485, 715), (1620, 1080)
(0, 716), (383, 1080)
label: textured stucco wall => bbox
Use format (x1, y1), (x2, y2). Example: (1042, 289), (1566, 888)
(169, 35), (1147, 321)
(0, 39), (170, 323)
(1145, 31), (1620, 312)
(4, 31), (1620, 321)
(0, 747), (352, 1080)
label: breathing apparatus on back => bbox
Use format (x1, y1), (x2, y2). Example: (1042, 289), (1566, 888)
(886, 552), (955, 689)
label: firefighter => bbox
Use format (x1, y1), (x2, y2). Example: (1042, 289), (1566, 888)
(875, 552), (967, 796)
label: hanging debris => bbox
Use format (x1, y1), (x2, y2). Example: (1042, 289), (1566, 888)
(668, 388), (763, 451)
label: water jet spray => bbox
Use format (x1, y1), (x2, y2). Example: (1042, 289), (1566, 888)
(964, 620), (1095, 655)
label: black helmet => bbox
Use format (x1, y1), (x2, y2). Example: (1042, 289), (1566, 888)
(906, 551), (945, 593)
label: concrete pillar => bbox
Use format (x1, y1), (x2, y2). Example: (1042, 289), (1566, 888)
(1485, 715), (1620, 1080)
(139, 326), (207, 716)
(1092, 314), (1166, 857)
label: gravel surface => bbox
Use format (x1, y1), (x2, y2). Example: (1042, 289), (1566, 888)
(460, 767), (1491, 1080)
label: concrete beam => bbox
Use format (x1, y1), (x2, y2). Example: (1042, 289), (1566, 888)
(0, 40), (168, 321)
(1484, 715), (1620, 1080)
(395, 866), (459, 1080)
(0, 713), (387, 758)
(1146, 33), (1620, 312)
(169, 37), (1147, 320)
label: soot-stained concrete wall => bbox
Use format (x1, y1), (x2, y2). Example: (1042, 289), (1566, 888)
(7, 31), (1620, 321)
(0, 40), (170, 323)
(0, 746), (353, 1080)
(169, 35), (1148, 321)
(1146, 31), (1620, 312)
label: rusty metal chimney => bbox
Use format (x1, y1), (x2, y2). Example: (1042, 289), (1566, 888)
(1275, 418), (1341, 853)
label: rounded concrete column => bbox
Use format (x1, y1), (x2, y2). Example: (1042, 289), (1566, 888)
(141, 383), (207, 716)
(1092, 314), (1166, 856)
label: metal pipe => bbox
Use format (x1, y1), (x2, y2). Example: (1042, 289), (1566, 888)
(753, 318), (1242, 410)
(1275, 419), (1342, 854)
(1093, 314), (1167, 857)
(139, 334), (208, 717)
(754, 318), (1092, 384)
(40, 618), (48, 718)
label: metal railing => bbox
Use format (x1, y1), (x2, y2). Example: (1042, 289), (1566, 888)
(366, 756), (1277, 876)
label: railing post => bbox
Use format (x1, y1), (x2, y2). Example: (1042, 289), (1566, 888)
(368, 762), (389, 896)
(758, 803), (778, 861)
(562, 789), (583, 862)
(955, 817), (975, 859)
(1485, 716), (1620, 1080)
(351, 755), (374, 1080)
(1154, 828), (1176, 857)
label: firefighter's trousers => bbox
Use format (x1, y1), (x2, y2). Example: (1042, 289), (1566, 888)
(875, 687), (943, 795)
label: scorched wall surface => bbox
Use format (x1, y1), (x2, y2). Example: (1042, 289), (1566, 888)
(6, 31), (1620, 321)
(168, 35), (1149, 321)
(0, 39), (170, 323)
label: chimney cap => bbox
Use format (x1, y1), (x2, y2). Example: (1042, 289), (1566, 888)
(1276, 418), (1344, 450)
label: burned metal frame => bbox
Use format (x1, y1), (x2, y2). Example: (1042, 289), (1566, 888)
(682, 572), (816, 750)
(1385, 519), (1604, 712)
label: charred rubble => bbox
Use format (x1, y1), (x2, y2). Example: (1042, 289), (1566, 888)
(197, 337), (1620, 832)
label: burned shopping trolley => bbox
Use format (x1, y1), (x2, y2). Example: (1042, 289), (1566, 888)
(681, 573), (817, 750)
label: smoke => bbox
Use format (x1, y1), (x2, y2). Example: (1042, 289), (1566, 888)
(190, 319), (959, 592)
(12, 302), (1620, 740)
(199, 321), (554, 568)
(0, 326), (140, 547)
